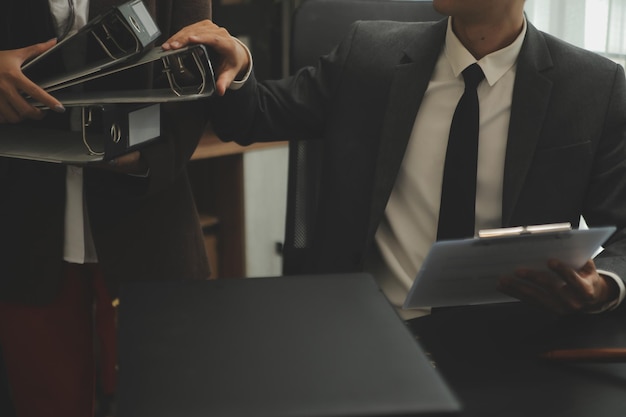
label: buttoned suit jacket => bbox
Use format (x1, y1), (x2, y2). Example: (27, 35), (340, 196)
(0, 0), (212, 303)
(210, 18), (626, 288)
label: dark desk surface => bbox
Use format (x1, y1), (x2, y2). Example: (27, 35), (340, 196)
(116, 276), (460, 417)
(408, 303), (626, 417)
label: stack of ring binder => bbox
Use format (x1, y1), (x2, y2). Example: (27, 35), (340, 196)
(0, 0), (217, 163)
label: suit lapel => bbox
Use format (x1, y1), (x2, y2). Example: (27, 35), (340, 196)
(366, 20), (447, 242)
(502, 23), (554, 225)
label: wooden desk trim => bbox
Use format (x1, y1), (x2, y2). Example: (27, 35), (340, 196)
(192, 127), (287, 160)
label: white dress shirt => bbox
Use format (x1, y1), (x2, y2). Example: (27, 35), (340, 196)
(48, 0), (98, 264)
(373, 18), (524, 317)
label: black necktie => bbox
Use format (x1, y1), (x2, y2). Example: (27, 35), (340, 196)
(437, 63), (485, 240)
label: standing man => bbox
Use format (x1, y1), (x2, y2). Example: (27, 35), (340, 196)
(0, 1), (211, 416)
(164, 0), (626, 317)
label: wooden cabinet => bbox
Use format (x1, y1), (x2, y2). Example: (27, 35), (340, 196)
(188, 124), (285, 278)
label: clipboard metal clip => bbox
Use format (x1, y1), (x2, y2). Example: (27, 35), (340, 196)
(477, 223), (572, 239)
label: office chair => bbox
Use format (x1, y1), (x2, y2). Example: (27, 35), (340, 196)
(282, 0), (444, 274)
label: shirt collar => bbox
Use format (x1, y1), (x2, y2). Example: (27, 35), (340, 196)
(444, 16), (527, 86)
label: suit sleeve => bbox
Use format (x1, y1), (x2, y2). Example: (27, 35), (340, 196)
(207, 23), (364, 145)
(584, 64), (626, 287)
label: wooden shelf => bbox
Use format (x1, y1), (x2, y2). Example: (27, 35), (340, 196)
(192, 124), (286, 160)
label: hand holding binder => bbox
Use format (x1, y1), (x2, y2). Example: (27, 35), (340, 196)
(0, 39), (67, 123)
(0, 0), (217, 163)
(35, 45), (217, 106)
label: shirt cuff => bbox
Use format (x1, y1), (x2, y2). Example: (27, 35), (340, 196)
(589, 269), (625, 313)
(229, 37), (253, 91)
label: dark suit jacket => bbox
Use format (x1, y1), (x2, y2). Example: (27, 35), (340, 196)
(0, 0), (212, 303)
(210, 19), (626, 285)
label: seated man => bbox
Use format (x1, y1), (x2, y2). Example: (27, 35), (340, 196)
(163, 0), (626, 317)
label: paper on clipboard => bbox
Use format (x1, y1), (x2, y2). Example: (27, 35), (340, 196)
(402, 225), (616, 309)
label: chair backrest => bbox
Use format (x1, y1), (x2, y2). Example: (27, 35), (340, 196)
(282, 0), (444, 274)
(290, 0), (444, 71)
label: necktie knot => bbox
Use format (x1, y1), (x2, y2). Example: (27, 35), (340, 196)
(462, 63), (485, 91)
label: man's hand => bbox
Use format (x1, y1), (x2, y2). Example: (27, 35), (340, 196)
(0, 39), (65, 123)
(161, 20), (251, 96)
(92, 151), (149, 176)
(497, 259), (620, 315)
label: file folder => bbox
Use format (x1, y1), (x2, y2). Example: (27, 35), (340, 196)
(37, 45), (217, 104)
(0, 103), (160, 164)
(1, 0), (217, 164)
(1, 44), (216, 163)
(403, 224), (616, 309)
(22, 0), (161, 91)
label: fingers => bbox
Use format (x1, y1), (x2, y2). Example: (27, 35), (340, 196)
(498, 271), (577, 314)
(0, 75), (63, 123)
(95, 151), (148, 175)
(18, 76), (65, 113)
(162, 21), (250, 96)
(0, 97), (23, 123)
(20, 38), (57, 62)
(112, 151), (141, 169)
(497, 259), (612, 315)
(548, 259), (595, 302)
(162, 20), (218, 50)
(16, 40), (65, 113)
(0, 85), (45, 123)
(549, 259), (619, 311)
(0, 39), (64, 123)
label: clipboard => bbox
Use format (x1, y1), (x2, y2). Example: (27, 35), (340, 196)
(402, 224), (617, 309)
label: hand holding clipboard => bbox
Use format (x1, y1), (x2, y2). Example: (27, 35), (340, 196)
(403, 223), (617, 310)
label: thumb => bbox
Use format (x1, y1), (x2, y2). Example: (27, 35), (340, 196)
(19, 38), (57, 63)
(579, 259), (597, 275)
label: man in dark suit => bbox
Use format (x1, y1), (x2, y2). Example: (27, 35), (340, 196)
(164, 0), (626, 316)
(0, 1), (211, 416)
